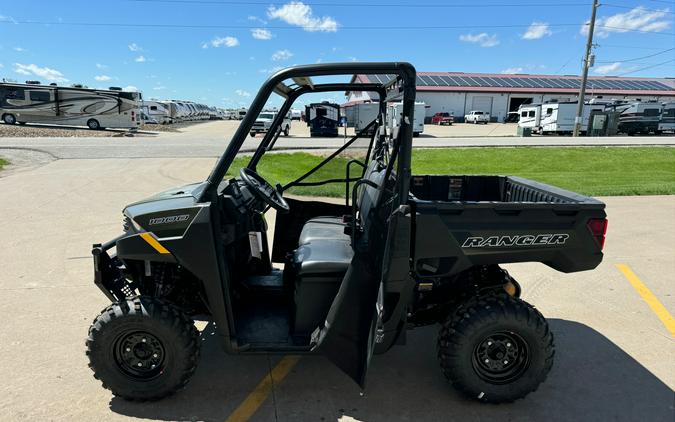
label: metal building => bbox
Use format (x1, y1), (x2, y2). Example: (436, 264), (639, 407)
(348, 72), (675, 122)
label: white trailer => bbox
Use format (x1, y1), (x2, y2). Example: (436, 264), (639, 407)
(518, 105), (541, 133)
(0, 82), (141, 130)
(350, 102), (380, 135)
(387, 102), (426, 136)
(143, 100), (172, 124)
(657, 103), (675, 134)
(539, 102), (604, 135)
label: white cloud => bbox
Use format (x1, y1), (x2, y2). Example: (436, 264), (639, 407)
(94, 75), (112, 81)
(248, 16), (267, 25)
(501, 67), (524, 74)
(235, 89), (251, 97)
(134, 55), (146, 62)
(95, 63), (108, 70)
(268, 1), (338, 32)
(128, 43), (142, 51)
(594, 62), (622, 75)
(209, 36), (239, 48)
(13, 63), (68, 82)
(13, 46), (26, 52)
(271, 49), (293, 61)
(251, 28), (273, 40)
(459, 33), (500, 47)
(348, 56), (358, 62)
(153, 85), (167, 90)
(582, 7), (672, 38)
(123, 85), (139, 92)
(522, 22), (552, 40)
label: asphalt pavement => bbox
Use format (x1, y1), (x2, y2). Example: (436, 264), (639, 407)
(0, 157), (672, 421)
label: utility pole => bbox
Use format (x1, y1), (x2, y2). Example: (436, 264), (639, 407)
(573, 0), (599, 137)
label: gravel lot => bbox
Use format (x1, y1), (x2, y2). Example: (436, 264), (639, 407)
(0, 120), (215, 137)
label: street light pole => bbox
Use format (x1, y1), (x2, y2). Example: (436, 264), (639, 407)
(573, 0), (599, 137)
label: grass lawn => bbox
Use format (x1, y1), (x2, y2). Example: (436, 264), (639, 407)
(229, 147), (675, 197)
(0, 158), (8, 172)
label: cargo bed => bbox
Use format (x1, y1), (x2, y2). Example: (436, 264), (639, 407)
(409, 175), (607, 275)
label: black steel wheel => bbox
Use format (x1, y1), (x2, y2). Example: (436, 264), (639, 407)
(437, 295), (554, 403)
(87, 296), (200, 401)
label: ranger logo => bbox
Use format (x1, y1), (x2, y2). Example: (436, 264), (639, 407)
(462, 234), (569, 248)
(148, 214), (190, 225)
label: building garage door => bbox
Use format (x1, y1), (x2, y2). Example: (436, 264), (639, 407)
(471, 96), (493, 113)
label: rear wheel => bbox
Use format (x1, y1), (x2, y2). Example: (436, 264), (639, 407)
(283, 125), (290, 136)
(437, 295), (554, 403)
(86, 296), (201, 401)
(3, 114), (17, 125)
(87, 119), (101, 130)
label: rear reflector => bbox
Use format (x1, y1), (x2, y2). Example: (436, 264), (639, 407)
(587, 218), (608, 250)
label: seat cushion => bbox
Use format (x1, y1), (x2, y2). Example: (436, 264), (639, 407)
(293, 239), (353, 275)
(298, 216), (349, 245)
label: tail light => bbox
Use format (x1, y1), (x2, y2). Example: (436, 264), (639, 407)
(587, 218), (608, 250)
(131, 110), (136, 122)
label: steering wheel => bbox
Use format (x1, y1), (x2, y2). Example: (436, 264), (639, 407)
(239, 167), (290, 213)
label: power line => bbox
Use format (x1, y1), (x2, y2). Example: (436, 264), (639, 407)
(615, 58), (675, 76)
(596, 47), (675, 63)
(126, 0), (591, 7)
(602, 3), (674, 13)
(597, 43), (670, 50)
(1, 19), (673, 35)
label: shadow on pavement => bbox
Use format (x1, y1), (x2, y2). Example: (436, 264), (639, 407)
(110, 319), (674, 422)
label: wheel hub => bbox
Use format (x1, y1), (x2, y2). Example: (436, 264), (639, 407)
(472, 331), (530, 384)
(114, 331), (165, 379)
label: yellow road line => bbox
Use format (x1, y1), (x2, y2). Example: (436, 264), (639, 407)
(616, 264), (675, 337)
(139, 232), (170, 254)
(225, 356), (300, 422)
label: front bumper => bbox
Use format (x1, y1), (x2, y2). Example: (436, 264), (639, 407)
(92, 235), (127, 301)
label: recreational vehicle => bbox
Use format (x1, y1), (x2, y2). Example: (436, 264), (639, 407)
(388, 101), (426, 136)
(305, 102), (340, 137)
(539, 102), (604, 135)
(518, 105), (541, 133)
(0, 82), (141, 130)
(658, 103), (675, 134)
(143, 100), (172, 124)
(347, 102), (379, 135)
(618, 102), (663, 135)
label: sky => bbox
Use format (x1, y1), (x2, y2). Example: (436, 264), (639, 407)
(0, 0), (673, 108)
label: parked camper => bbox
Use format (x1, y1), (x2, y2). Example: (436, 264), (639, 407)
(539, 102), (604, 135)
(143, 100), (171, 124)
(305, 102), (340, 137)
(236, 108), (248, 120)
(347, 102), (379, 135)
(518, 105), (541, 133)
(388, 101), (426, 136)
(618, 102), (663, 135)
(0, 82), (141, 130)
(290, 109), (302, 121)
(658, 103), (675, 134)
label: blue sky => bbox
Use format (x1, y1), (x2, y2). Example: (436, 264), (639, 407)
(1, 1), (673, 108)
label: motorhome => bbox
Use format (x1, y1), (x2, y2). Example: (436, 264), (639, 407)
(618, 102), (663, 135)
(143, 100), (172, 124)
(0, 82), (141, 130)
(290, 108), (302, 120)
(658, 103), (675, 134)
(305, 102), (340, 137)
(518, 104), (541, 133)
(539, 102), (605, 135)
(388, 101), (426, 136)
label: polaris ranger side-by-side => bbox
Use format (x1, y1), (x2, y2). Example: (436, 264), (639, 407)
(87, 63), (607, 403)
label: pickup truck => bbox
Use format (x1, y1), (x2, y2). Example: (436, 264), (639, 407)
(465, 110), (490, 124)
(431, 112), (454, 125)
(87, 62), (607, 405)
(250, 111), (291, 136)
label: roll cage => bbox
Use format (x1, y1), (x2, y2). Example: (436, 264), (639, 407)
(199, 62), (417, 204)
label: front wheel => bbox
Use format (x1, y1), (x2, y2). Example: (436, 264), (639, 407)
(3, 114), (17, 125)
(86, 296), (201, 401)
(87, 119), (101, 130)
(437, 295), (554, 403)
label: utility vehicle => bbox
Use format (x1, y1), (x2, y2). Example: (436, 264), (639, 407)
(87, 63), (607, 403)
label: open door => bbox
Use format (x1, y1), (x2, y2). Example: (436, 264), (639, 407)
(311, 246), (384, 388)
